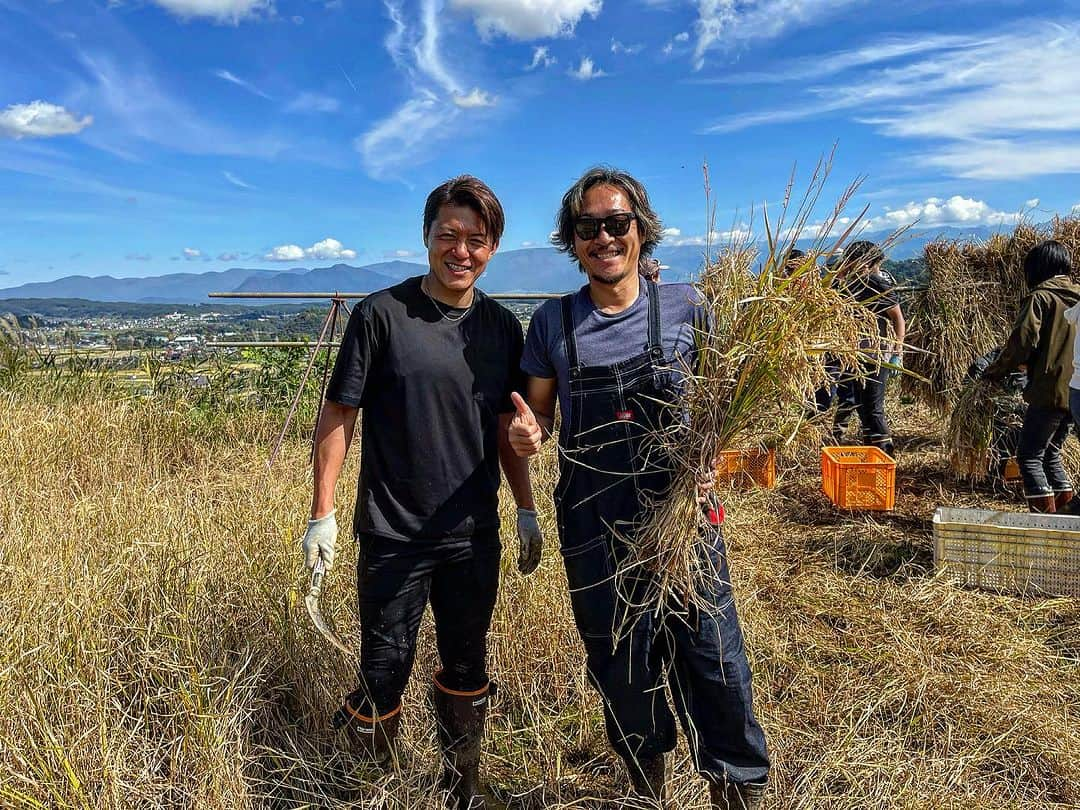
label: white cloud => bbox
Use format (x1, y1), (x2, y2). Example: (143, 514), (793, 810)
(662, 31), (690, 56)
(611, 38), (642, 55)
(0, 101), (93, 139)
(521, 240), (538, 247)
(358, 0), (495, 177)
(452, 88), (497, 108)
(218, 252), (240, 261)
(1026, 198), (1040, 208)
(147, 0), (271, 23)
(701, 32), (978, 85)
(693, 0), (862, 70)
(70, 49), (286, 159)
(702, 22), (1080, 181)
(526, 45), (556, 70)
(265, 237), (358, 262)
(213, 68), (272, 99)
(449, 0), (602, 39)
(662, 227), (682, 237)
(667, 227), (753, 246)
(862, 196), (1022, 232)
(385, 249), (419, 258)
(284, 92), (341, 113)
(568, 57), (606, 80)
(1072, 203), (1080, 216)
(265, 244), (305, 262)
(223, 171), (255, 189)
(916, 139), (1080, 181)
(358, 94), (454, 179)
(183, 247), (202, 259)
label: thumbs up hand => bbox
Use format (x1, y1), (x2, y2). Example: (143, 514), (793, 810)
(508, 391), (543, 457)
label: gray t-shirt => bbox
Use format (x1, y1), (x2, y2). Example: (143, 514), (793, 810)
(521, 281), (705, 427)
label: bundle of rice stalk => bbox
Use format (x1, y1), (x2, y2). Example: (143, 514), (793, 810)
(900, 219), (1055, 413)
(1050, 215), (1080, 262)
(900, 240), (1005, 411)
(613, 164), (884, 621)
(946, 379), (998, 481)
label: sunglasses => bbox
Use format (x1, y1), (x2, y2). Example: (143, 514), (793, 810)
(573, 212), (637, 241)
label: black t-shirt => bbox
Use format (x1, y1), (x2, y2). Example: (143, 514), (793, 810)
(841, 268), (899, 337)
(325, 277), (525, 541)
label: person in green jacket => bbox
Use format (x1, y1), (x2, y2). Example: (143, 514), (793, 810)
(983, 240), (1080, 513)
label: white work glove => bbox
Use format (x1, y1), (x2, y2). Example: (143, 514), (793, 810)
(303, 510), (338, 571)
(516, 507), (543, 575)
(888, 353), (904, 378)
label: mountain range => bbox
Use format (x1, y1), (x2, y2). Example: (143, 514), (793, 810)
(0, 226), (1004, 304)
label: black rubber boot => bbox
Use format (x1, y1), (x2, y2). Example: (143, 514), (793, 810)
(709, 779), (766, 809)
(431, 670), (493, 809)
(330, 692), (401, 767)
(625, 753), (666, 802)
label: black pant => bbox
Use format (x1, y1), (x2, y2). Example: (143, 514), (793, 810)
(835, 361), (892, 452)
(1017, 404), (1072, 498)
(354, 530), (501, 716)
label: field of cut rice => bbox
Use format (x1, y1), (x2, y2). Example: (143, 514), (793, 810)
(1, 382), (1077, 809)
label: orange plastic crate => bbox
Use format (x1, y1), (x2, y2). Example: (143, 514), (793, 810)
(821, 446), (895, 510)
(715, 448), (776, 490)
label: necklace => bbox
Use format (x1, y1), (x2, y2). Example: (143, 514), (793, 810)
(421, 277), (474, 323)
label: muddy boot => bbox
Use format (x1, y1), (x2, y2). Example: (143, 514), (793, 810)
(431, 670), (494, 809)
(330, 692), (401, 767)
(709, 779), (766, 809)
(625, 753), (666, 802)
(1054, 490), (1074, 512)
(1028, 494), (1057, 514)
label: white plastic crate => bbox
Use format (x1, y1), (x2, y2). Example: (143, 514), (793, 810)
(933, 507), (1080, 598)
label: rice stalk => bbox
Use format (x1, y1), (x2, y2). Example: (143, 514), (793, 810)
(615, 161), (886, 621)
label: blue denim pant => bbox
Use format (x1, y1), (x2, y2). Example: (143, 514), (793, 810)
(1017, 403), (1072, 498)
(560, 525), (771, 785)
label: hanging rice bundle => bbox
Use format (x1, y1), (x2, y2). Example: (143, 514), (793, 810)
(901, 241), (1003, 411)
(613, 167), (884, 620)
(897, 218), (1080, 412)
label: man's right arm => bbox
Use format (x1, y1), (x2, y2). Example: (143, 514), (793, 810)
(310, 399), (359, 519)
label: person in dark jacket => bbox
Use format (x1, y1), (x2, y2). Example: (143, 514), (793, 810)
(833, 241), (906, 454)
(983, 240), (1080, 513)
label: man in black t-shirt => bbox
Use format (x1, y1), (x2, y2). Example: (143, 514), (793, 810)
(833, 240), (906, 455)
(301, 176), (540, 809)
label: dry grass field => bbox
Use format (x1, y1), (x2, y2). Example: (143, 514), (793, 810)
(1, 383), (1078, 809)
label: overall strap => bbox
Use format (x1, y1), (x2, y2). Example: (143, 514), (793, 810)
(646, 279), (663, 357)
(560, 293), (580, 371)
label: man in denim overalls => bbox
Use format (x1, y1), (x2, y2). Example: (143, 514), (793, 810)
(508, 167), (770, 808)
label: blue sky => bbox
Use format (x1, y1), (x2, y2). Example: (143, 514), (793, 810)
(1, 0), (1079, 286)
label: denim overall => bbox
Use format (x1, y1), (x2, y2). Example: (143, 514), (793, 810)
(554, 281), (771, 785)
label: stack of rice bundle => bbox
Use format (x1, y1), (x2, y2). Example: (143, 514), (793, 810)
(899, 220), (1073, 412)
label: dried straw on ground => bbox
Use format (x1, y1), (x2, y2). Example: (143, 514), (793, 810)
(2, 382), (1078, 809)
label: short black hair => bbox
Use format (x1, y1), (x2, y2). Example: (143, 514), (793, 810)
(843, 240), (885, 270)
(1024, 240), (1073, 287)
(423, 175), (505, 247)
